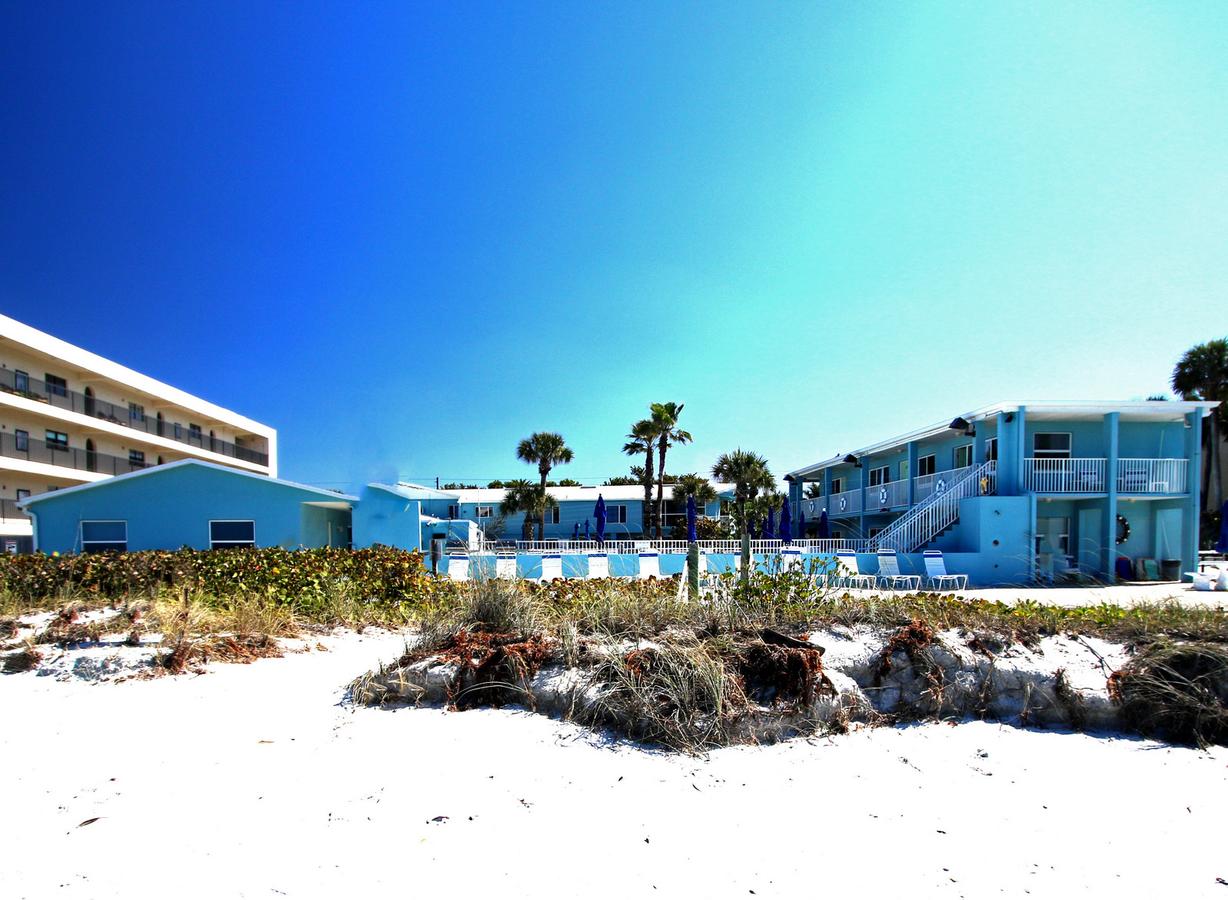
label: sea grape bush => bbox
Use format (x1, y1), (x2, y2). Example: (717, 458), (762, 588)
(0, 545), (445, 611)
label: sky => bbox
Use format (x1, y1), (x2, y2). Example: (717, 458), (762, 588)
(2, 2), (1226, 492)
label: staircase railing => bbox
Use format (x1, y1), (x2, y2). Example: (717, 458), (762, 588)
(869, 460), (997, 553)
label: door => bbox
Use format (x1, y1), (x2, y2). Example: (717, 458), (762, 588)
(1077, 508), (1102, 575)
(899, 459), (910, 483)
(1154, 508), (1182, 562)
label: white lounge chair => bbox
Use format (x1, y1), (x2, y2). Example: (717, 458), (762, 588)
(540, 552), (563, 582)
(834, 550), (875, 590)
(922, 550), (967, 591)
(876, 549), (922, 591)
(495, 553), (516, 580)
(637, 551), (660, 580)
(587, 552), (609, 579)
(446, 553), (470, 582)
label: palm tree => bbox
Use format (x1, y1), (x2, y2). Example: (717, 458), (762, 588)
(711, 450), (774, 536)
(516, 432), (574, 540)
(500, 479), (554, 540)
(804, 483), (823, 499)
(1172, 337), (1228, 510)
(673, 473), (718, 509)
(623, 419), (657, 538)
(649, 402), (692, 539)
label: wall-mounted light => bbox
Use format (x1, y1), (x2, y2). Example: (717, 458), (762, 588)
(1005, 413), (1015, 423)
(949, 416), (976, 436)
(842, 453), (862, 468)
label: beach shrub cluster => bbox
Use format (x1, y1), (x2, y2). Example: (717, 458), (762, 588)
(0, 546), (446, 616)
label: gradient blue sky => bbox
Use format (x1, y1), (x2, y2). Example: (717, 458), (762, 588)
(3, 2), (1225, 491)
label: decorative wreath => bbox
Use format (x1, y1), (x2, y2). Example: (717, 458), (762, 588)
(1115, 513), (1130, 545)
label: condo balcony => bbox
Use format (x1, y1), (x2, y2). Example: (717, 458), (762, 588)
(1, 430), (160, 478)
(1023, 458), (1188, 494)
(0, 368), (268, 466)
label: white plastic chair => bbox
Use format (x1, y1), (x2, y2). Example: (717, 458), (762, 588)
(495, 553), (516, 580)
(922, 550), (968, 591)
(638, 551), (660, 579)
(834, 550), (875, 590)
(587, 552), (609, 579)
(876, 549), (922, 591)
(540, 553), (563, 582)
(446, 553), (470, 582)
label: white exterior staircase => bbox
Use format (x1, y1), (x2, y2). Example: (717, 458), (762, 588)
(869, 460), (997, 553)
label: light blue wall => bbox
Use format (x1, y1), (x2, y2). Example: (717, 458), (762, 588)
(353, 489), (424, 551)
(27, 464), (351, 553)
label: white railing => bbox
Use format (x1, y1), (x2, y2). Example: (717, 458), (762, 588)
(872, 460), (996, 553)
(864, 477), (910, 512)
(502, 538), (871, 555)
(800, 496), (827, 518)
(1024, 458), (1106, 493)
(1116, 458), (1188, 494)
(913, 468), (973, 504)
(827, 487), (861, 516)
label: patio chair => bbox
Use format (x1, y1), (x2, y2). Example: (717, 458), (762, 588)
(921, 550), (968, 591)
(587, 552), (609, 579)
(834, 550), (875, 590)
(495, 553), (516, 580)
(637, 551), (660, 580)
(540, 552), (563, 582)
(876, 549), (922, 592)
(446, 553), (470, 582)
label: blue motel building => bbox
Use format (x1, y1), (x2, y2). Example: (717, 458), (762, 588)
(18, 400), (1219, 587)
(785, 400), (1215, 585)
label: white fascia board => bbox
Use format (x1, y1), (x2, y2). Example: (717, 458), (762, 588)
(0, 457), (108, 484)
(0, 314), (275, 438)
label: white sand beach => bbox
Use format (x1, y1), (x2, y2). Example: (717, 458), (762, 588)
(2, 627), (1226, 900)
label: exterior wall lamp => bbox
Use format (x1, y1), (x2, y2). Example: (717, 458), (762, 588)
(842, 454), (862, 468)
(949, 416), (976, 436)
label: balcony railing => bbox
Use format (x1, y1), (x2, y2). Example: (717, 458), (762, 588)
(1117, 458), (1188, 494)
(0, 497), (29, 523)
(0, 430), (154, 478)
(1025, 458), (1106, 493)
(827, 487), (862, 516)
(0, 368), (268, 467)
(864, 477), (910, 513)
(913, 468), (973, 503)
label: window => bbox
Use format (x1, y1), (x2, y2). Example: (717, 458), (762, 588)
(81, 520), (127, 553)
(446, 504), (460, 519)
(45, 430), (68, 450)
(868, 527), (883, 539)
(209, 520), (255, 549)
(174, 422), (183, 440)
(868, 465), (890, 486)
(985, 437), (998, 462)
(44, 373), (67, 397)
(189, 424), (202, 442)
(607, 504), (627, 524)
(830, 477), (844, 494)
(545, 506), (560, 525)
(476, 505), (494, 518)
(1033, 433), (1071, 459)
(16, 489), (30, 501)
(14, 429), (29, 452)
(953, 445), (973, 469)
(128, 450), (146, 468)
(128, 403), (145, 424)
(917, 455), (936, 477)
(14, 370), (28, 392)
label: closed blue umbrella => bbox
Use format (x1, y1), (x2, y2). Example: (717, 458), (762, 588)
(818, 510), (830, 539)
(763, 506), (775, 540)
(686, 494), (698, 543)
(1217, 500), (1228, 554)
(778, 497), (792, 543)
(594, 495), (607, 544)
(572, 522), (579, 540)
(798, 510), (807, 538)
(584, 519), (591, 541)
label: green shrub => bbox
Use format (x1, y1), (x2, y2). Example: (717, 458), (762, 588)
(0, 545), (449, 615)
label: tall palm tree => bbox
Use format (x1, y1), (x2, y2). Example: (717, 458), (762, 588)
(516, 432), (574, 540)
(500, 479), (554, 540)
(623, 419), (657, 539)
(673, 473), (718, 509)
(650, 402), (692, 539)
(1172, 337), (1228, 510)
(711, 450), (774, 536)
